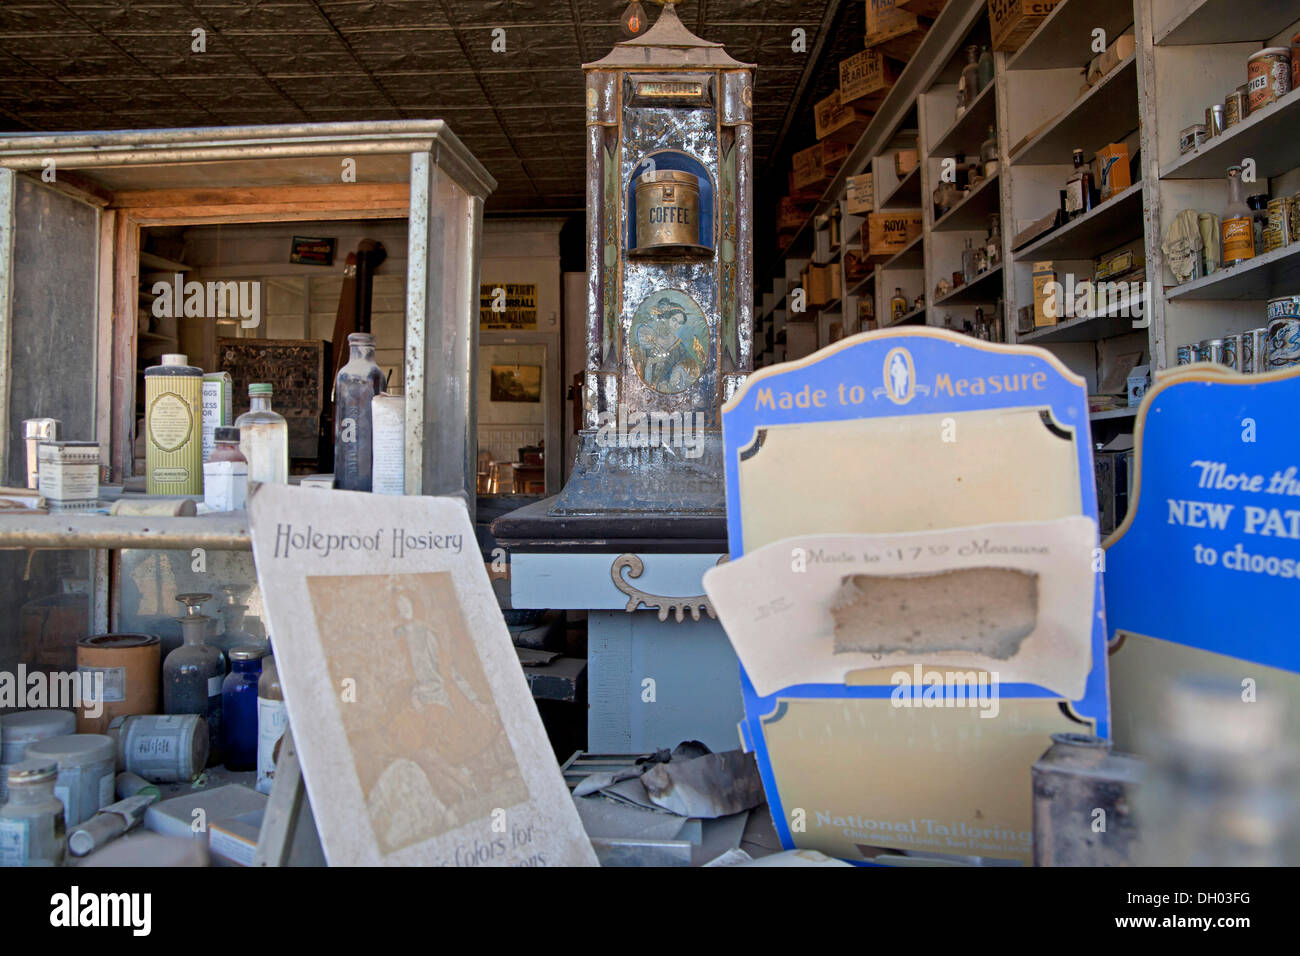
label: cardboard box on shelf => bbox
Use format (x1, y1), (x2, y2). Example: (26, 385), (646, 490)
(1087, 32), (1136, 87)
(828, 262), (842, 295)
(894, 148), (919, 178)
(865, 211), (923, 258)
(844, 247), (872, 281)
(1096, 143), (1131, 200)
(846, 173), (874, 214)
(793, 140), (850, 191)
(815, 89), (873, 143)
(866, 0), (929, 60)
(778, 196), (813, 232)
(988, 0), (1060, 53)
(805, 264), (830, 306)
(838, 50), (896, 110)
(1032, 260), (1057, 326)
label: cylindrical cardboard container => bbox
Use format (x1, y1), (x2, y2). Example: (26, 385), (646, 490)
(23, 733), (116, 826)
(75, 633), (161, 733)
(108, 714), (207, 783)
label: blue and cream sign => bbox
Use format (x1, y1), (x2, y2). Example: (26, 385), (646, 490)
(712, 328), (1109, 865)
(1105, 367), (1300, 747)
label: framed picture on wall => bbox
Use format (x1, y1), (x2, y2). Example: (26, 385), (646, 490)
(490, 364), (542, 403)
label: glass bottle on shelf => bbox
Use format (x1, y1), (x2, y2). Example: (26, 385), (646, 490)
(214, 584), (268, 661)
(977, 46), (994, 93)
(235, 383), (288, 484)
(1064, 148), (1096, 220)
(962, 237), (977, 283)
(334, 332), (386, 492)
(985, 213), (1002, 268)
(257, 655), (288, 796)
(954, 152), (970, 192)
(1246, 193), (1269, 259)
(891, 287), (908, 321)
(0, 759), (66, 866)
(956, 44), (980, 120)
(980, 125), (999, 179)
(164, 593), (226, 767)
(1220, 165), (1255, 266)
(221, 646), (264, 773)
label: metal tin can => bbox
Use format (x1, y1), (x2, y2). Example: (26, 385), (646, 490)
(1178, 124), (1208, 155)
(1223, 90), (1247, 128)
(1201, 338), (1225, 365)
(1176, 344), (1194, 365)
(1266, 296), (1300, 368)
(1239, 331), (1256, 373)
(1265, 197), (1292, 252)
(108, 714), (208, 784)
(1247, 47), (1292, 113)
(145, 354), (203, 495)
(1251, 328), (1270, 374)
(0, 710), (76, 803)
(634, 170), (700, 251)
(22, 418), (59, 490)
(1221, 334), (1239, 370)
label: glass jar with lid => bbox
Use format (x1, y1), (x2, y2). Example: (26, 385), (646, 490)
(235, 383), (288, 484)
(0, 759), (67, 866)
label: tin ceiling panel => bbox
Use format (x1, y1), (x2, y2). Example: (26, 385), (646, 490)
(0, 0), (859, 211)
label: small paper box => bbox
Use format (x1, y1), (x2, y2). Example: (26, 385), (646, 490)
(988, 0), (1061, 53)
(1032, 260), (1057, 327)
(1096, 143), (1131, 200)
(846, 173), (874, 214)
(894, 148), (919, 178)
(815, 88), (872, 142)
(1127, 364), (1151, 407)
(865, 212), (923, 258)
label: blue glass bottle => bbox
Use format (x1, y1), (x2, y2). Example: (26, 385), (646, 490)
(221, 646), (263, 771)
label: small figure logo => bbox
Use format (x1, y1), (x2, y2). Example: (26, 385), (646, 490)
(880, 347), (916, 405)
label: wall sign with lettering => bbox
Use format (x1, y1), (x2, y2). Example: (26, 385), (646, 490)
(479, 283), (538, 331)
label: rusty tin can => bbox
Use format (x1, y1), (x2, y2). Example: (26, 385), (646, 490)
(1247, 47), (1291, 113)
(1223, 89), (1247, 128)
(634, 170), (700, 250)
(1032, 733), (1143, 867)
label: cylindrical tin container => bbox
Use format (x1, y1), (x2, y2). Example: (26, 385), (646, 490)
(0, 710), (76, 804)
(75, 634), (161, 734)
(22, 418), (59, 490)
(1176, 344), (1194, 366)
(1199, 338), (1225, 365)
(1207, 104), (1225, 137)
(1032, 733), (1142, 867)
(1239, 331), (1256, 373)
(1178, 124), (1208, 154)
(1265, 197), (1292, 252)
(145, 353), (203, 495)
(1251, 327), (1271, 374)
(37, 441), (99, 503)
(1223, 90), (1247, 128)
(634, 170), (700, 250)
(1221, 334), (1239, 370)
(1266, 296), (1300, 369)
(371, 393), (405, 496)
(1247, 47), (1292, 113)
(108, 714), (207, 784)
(23, 733), (115, 826)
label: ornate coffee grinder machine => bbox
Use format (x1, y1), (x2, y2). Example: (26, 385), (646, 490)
(494, 1), (754, 751)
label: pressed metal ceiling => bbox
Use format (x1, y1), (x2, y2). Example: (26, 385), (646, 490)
(0, 1), (862, 209)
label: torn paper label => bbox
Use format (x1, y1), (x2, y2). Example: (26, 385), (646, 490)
(703, 517), (1097, 700)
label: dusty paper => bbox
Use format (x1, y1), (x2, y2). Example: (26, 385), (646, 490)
(702, 517), (1096, 700)
(248, 485), (596, 866)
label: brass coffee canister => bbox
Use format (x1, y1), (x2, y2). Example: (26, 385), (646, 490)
(635, 170), (700, 251)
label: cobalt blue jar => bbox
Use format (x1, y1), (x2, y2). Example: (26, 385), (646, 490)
(221, 646), (264, 771)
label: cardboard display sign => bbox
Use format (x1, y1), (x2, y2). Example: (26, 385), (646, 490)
(1105, 365), (1300, 750)
(710, 328), (1108, 866)
(248, 485), (596, 867)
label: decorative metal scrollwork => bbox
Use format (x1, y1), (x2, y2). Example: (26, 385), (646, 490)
(610, 553), (721, 623)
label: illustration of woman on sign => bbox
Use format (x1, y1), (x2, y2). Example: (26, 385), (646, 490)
(631, 290), (709, 394)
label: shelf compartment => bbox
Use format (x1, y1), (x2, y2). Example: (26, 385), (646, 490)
(933, 264), (1004, 305)
(929, 82), (997, 159)
(846, 268), (877, 298)
(1010, 54), (1138, 166)
(885, 305), (927, 327)
(881, 232), (925, 271)
(1014, 182), (1144, 260)
(1160, 87), (1300, 181)
(1018, 310), (1142, 343)
(880, 165), (922, 210)
(1090, 407), (1138, 421)
(1008, 0), (1137, 71)
(1156, 0), (1300, 46)
(932, 173), (1001, 232)
(1165, 241), (1300, 302)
